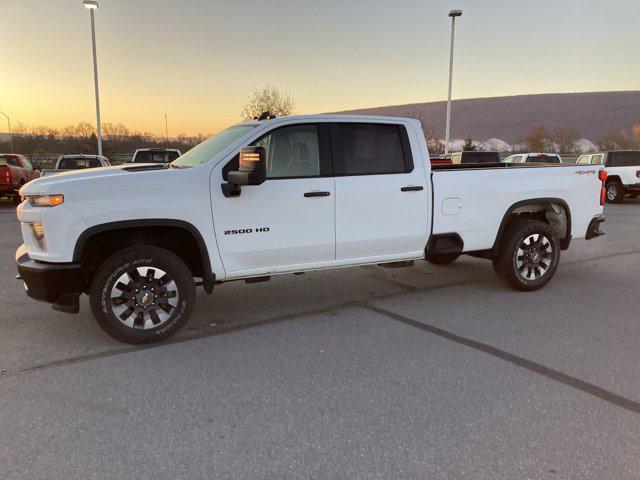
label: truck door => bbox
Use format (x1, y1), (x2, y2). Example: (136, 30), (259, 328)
(213, 123), (335, 275)
(331, 122), (430, 260)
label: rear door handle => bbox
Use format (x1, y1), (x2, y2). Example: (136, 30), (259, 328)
(304, 191), (331, 197)
(401, 186), (424, 192)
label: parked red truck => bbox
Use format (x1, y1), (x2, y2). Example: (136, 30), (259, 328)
(0, 154), (41, 203)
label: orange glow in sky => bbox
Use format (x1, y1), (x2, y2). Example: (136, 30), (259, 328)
(2, 0), (639, 135)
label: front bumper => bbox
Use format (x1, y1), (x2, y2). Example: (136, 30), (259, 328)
(585, 215), (605, 240)
(15, 244), (84, 313)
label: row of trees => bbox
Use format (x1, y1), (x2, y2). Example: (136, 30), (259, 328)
(0, 121), (207, 158)
(458, 123), (640, 154)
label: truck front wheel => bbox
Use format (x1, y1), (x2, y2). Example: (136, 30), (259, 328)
(492, 219), (560, 291)
(89, 245), (195, 344)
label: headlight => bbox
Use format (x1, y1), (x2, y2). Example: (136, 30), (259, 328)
(25, 194), (64, 207)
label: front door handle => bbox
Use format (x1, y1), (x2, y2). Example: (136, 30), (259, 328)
(304, 191), (331, 197)
(401, 186), (424, 192)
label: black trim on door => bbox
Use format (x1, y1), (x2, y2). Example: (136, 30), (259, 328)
(401, 186), (424, 192)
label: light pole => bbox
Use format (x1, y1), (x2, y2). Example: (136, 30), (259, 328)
(83, 0), (102, 156)
(444, 9), (462, 155)
(0, 112), (12, 153)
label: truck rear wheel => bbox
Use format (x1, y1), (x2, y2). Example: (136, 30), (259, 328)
(606, 181), (624, 203)
(89, 245), (195, 344)
(492, 219), (560, 291)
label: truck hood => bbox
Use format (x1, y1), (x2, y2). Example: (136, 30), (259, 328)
(20, 164), (169, 195)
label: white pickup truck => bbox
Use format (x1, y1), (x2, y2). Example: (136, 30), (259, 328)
(576, 151), (640, 203)
(16, 115), (607, 344)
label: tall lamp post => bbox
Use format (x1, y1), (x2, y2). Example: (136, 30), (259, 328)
(83, 0), (102, 156)
(0, 112), (12, 153)
(444, 9), (462, 155)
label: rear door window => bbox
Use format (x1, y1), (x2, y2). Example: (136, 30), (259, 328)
(331, 123), (412, 175)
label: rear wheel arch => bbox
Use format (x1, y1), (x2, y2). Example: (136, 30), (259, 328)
(491, 198), (571, 256)
(74, 220), (215, 293)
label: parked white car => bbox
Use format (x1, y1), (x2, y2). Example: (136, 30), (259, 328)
(41, 155), (111, 177)
(503, 153), (562, 164)
(577, 151), (640, 203)
(16, 114), (606, 344)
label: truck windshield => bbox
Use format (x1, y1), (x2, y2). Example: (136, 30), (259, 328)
(171, 124), (257, 168)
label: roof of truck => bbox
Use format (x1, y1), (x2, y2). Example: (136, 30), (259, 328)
(241, 114), (422, 126)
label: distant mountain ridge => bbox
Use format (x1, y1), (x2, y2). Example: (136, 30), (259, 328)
(334, 91), (640, 144)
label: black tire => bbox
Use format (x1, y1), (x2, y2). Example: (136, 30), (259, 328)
(492, 219), (560, 292)
(605, 181), (624, 204)
(429, 253), (460, 265)
(89, 245), (195, 344)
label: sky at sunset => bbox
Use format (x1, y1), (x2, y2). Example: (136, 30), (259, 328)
(1, 0), (639, 136)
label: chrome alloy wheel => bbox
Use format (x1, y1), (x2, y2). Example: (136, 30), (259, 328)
(607, 185), (618, 201)
(515, 233), (553, 281)
(110, 266), (179, 329)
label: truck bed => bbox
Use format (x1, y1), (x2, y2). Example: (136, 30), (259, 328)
(431, 163), (604, 252)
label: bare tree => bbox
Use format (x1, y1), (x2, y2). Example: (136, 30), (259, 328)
(405, 110), (442, 154)
(599, 127), (632, 151)
(553, 124), (579, 154)
(241, 84), (295, 120)
(523, 124), (553, 152)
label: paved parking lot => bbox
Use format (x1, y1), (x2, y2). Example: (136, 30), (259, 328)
(2, 200), (640, 479)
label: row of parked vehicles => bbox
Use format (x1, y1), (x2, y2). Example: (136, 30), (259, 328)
(3, 147), (640, 205)
(0, 148), (182, 203)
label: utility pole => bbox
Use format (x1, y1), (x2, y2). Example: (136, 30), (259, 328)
(444, 9), (462, 154)
(84, 0), (103, 155)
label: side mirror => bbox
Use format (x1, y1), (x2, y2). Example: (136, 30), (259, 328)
(222, 146), (266, 197)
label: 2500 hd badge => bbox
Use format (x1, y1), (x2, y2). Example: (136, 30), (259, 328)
(224, 227), (270, 235)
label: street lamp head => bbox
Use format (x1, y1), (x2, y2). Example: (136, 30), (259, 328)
(83, 0), (98, 9)
(448, 9), (463, 17)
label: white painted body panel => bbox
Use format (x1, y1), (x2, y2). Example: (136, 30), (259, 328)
(17, 114), (604, 283)
(605, 166), (640, 186)
(432, 165), (604, 251)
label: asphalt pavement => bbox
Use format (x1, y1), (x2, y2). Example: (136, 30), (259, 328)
(1, 200), (640, 479)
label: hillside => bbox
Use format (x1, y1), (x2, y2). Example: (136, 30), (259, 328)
(334, 91), (640, 144)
